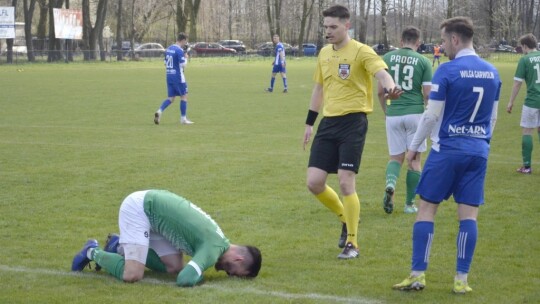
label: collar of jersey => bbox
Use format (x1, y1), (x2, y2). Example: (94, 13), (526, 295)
(456, 48), (477, 58)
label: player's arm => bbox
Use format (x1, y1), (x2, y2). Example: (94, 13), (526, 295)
(506, 79), (523, 113)
(303, 83), (323, 150)
(407, 99), (444, 158)
(422, 83), (431, 107)
(176, 260), (204, 287)
(376, 81), (387, 114)
(280, 50), (286, 66)
(491, 81), (502, 133)
(375, 69), (403, 99)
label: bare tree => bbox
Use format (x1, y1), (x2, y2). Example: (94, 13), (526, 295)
(447, 0), (454, 18)
(380, 0), (389, 49)
(266, 0), (283, 38)
(35, 0), (47, 52)
(116, 0), (123, 60)
(358, 0), (371, 43)
(82, 0), (108, 61)
(316, 0), (326, 51)
(297, 0), (315, 56)
(6, 0), (16, 64)
(22, 0), (37, 62)
(47, 0), (64, 62)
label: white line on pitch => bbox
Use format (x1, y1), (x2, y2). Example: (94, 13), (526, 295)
(0, 265), (382, 304)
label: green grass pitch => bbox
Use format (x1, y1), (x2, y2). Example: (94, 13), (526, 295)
(0, 57), (538, 303)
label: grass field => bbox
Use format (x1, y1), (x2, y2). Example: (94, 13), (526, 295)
(0, 56), (538, 304)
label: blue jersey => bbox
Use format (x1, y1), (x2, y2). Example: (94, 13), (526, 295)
(429, 50), (501, 158)
(165, 44), (186, 84)
(274, 42), (285, 66)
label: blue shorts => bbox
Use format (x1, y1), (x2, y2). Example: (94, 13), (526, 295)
(167, 82), (188, 98)
(416, 150), (487, 206)
(272, 64), (286, 74)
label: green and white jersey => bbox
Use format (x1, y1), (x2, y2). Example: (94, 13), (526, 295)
(143, 190), (230, 286)
(383, 48), (432, 116)
(515, 50), (540, 109)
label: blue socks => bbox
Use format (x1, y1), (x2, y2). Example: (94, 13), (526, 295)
(410, 219), (477, 275)
(411, 221), (434, 271)
(159, 99), (171, 112)
(456, 219), (477, 274)
(180, 100), (187, 117)
(270, 77), (275, 89)
(283, 78), (288, 89)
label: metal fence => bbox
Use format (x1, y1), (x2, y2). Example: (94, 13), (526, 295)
(0, 48), (522, 65)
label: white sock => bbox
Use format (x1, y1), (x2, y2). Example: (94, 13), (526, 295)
(411, 271), (424, 277)
(86, 248), (94, 260)
(455, 272), (468, 282)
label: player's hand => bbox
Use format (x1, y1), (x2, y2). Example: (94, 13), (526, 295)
(406, 151), (419, 164)
(384, 87), (403, 100)
(506, 102), (513, 113)
(303, 125), (313, 151)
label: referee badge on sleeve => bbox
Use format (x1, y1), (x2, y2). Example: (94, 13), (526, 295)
(339, 64), (350, 80)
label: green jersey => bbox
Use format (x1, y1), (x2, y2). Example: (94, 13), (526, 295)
(383, 48), (432, 116)
(143, 190), (230, 286)
(515, 50), (540, 109)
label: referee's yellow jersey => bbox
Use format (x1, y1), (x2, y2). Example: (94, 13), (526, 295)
(314, 39), (388, 117)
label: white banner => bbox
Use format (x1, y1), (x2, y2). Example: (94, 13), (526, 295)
(53, 8), (83, 39)
(0, 7), (15, 39)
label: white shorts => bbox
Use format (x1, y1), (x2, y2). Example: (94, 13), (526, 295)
(118, 190), (179, 263)
(520, 105), (540, 129)
(386, 114), (427, 156)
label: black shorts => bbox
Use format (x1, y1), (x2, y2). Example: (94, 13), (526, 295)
(308, 112), (368, 174)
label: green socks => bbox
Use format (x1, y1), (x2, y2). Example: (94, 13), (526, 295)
(145, 248), (167, 273)
(92, 248), (167, 280)
(522, 135), (533, 167)
(406, 170), (421, 205)
(385, 160), (401, 190)
(92, 248), (125, 280)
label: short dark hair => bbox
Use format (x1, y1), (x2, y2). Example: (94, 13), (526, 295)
(177, 33), (187, 42)
(402, 26), (421, 44)
(245, 245), (262, 278)
(322, 4), (350, 20)
(440, 17), (474, 42)
(519, 33), (538, 49)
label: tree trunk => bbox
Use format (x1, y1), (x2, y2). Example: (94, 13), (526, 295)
(36, 0), (47, 54)
(47, 0), (64, 62)
(116, 0), (123, 61)
(297, 0), (315, 56)
(381, 0), (389, 50)
(227, 0), (232, 40)
(176, 0), (188, 34)
(130, 0), (135, 59)
(447, 0), (453, 19)
(95, 0), (108, 61)
(188, 0), (201, 42)
(6, 0), (17, 64)
(23, 0), (37, 62)
(316, 0), (325, 51)
(358, 0), (370, 43)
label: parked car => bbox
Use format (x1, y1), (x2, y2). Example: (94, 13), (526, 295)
(494, 44), (516, 53)
(218, 40), (246, 53)
(256, 42), (298, 57)
(134, 43), (165, 57)
(112, 41), (135, 56)
(302, 43), (317, 56)
(372, 44), (398, 55)
(190, 42), (237, 56)
(417, 42), (435, 54)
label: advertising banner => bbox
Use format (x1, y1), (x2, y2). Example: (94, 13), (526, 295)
(53, 8), (83, 39)
(0, 7), (15, 39)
